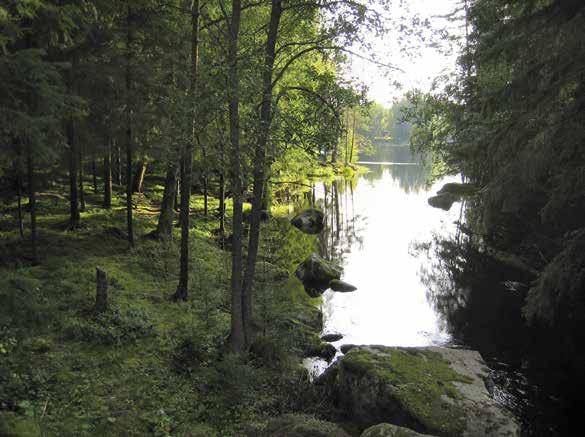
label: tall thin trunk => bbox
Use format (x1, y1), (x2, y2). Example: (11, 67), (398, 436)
(203, 175), (208, 216)
(27, 145), (37, 263)
(126, 3), (135, 248)
(15, 156), (24, 238)
(227, 0), (246, 353)
(241, 0), (283, 343)
(78, 144), (86, 212)
(174, 176), (180, 211)
(132, 160), (146, 193)
(174, 0), (200, 301)
(116, 142), (122, 186)
(219, 167), (225, 235)
(92, 155), (98, 193)
(155, 161), (178, 239)
(103, 139), (112, 209)
(349, 109), (357, 164)
(68, 120), (80, 228)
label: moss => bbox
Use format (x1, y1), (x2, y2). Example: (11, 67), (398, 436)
(264, 414), (350, 437)
(342, 348), (473, 436)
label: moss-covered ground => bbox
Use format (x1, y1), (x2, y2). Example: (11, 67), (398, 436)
(0, 175), (334, 436)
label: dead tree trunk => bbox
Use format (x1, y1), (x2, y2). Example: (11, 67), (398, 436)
(95, 267), (108, 313)
(132, 160), (146, 193)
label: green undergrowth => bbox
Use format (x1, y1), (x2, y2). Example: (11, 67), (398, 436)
(0, 176), (333, 436)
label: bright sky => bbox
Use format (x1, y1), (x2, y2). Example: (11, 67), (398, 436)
(347, 0), (464, 105)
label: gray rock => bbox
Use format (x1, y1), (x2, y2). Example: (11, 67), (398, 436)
(437, 182), (477, 197)
(305, 342), (337, 362)
(321, 333), (344, 342)
(329, 279), (357, 292)
(291, 208), (325, 234)
(428, 193), (459, 211)
(264, 414), (349, 437)
(330, 346), (520, 437)
(361, 423), (436, 437)
(295, 253), (342, 296)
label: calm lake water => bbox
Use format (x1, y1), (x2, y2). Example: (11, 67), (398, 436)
(300, 151), (567, 436)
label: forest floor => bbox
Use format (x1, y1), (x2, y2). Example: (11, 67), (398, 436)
(0, 175), (342, 436)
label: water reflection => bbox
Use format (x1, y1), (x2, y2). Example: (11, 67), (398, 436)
(306, 163), (460, 348)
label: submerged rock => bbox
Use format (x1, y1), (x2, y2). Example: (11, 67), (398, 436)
(291, 208), (325, 234)
(437, 183), (477, 197)
(322, 333), (344, 342)
(329, 279), (357, 292)
(361, 423), (436, 437)
(328, 346), (520, 437)
(295, 253), (341, 291)
(264, 414), (350, 437)
(428, 193), (459, 211)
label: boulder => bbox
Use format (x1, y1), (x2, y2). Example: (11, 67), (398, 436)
(264, 414), (350, 437)
(295, 253), (342, 284)
(322, 333), (344, 342)
(340, 344), (357, 354)
(361, 423), (436, 437)
(436, 183), (477, 197)
(291, 208), (325, 234)
(427, 193), (459, 211)
(329, 279), (357, 292)
(329, 346), (519, 437)
(305, 342), (337, 362)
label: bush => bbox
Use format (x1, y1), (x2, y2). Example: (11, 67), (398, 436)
(63, 305), (155, 345)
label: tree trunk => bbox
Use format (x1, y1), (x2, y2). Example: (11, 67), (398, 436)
(174, 0), (200, 301)
(125, 3), (135, 248)
(15, 156), (24, 238)
(174, 176), (180, 211)
(92, 156), (98, 193)
(203, 174), (208, 216)
(155, 161), (178, 240)
(27, 145), (37, 263)
(103, 140), (112, 209)
(116, 142), (122, 186)
(67, 121), (80, 228)
(349, 109), (356, 164)
(227, 0), (246, 353)
(219, 168), (225, 236)
(241, 0), (283, 344)
(78, 145), (86, 212)
(132, 160), (146, 193)
(95, 267), (108, 313)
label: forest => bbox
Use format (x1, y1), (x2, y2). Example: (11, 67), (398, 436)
(1, 0), (585, 436)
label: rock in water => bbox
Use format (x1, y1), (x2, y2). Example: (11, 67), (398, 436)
(295, 253), (342, 285)
(428, 193), (459, 211)
(329, 346), (520, 437)
(361, 423), (436, 437)
(291, 208), (325, 234)
(437, 182), (477, 197)
(322, 333), (344, 342)
(305, 342), (337, 362)
(329, 279), (357, 292)
(264, 414), (350, 437)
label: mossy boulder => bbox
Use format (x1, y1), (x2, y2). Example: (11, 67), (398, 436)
(0, 412), (41, 437)
(295, 253), (342, 297)
(427, 194), (459, 211)
(264, 414), (350, 436)
(291, 209), (325, 234)
(304, 342), (337, 362)
(436, 183), (477, 197)
(361, 423), (436, 437)
(329, 346), (519, 437)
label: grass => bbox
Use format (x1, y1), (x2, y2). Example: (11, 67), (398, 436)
(0, 174), (331, 436)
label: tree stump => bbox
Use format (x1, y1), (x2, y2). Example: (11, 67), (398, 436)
(95, 267), (108, 313)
